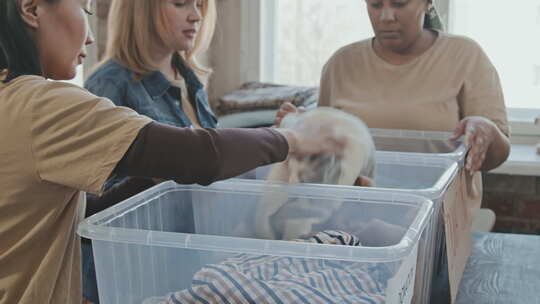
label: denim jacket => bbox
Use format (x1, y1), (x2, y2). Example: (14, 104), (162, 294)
(84, 60), (218, 190)
(85, 59), (217, 129)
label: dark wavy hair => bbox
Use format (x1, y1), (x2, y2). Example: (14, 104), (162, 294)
(0, 0), (59, 82)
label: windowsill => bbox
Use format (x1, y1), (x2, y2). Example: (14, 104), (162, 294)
(505, 108), (540, 176)
(489, 144), (540, 176)
(506, 108), (540, 146)
(507, 108), (540, 135)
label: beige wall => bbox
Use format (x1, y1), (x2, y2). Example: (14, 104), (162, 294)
(207, 0), (243, 110)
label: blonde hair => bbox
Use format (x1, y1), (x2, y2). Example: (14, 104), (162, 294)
(99, 0), (216, 83)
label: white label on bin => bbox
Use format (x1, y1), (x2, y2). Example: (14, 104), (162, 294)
(385, 244), (418, 304)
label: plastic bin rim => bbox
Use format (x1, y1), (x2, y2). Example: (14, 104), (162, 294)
(370, 128), (457, 141)
(78, 223), (428, 263)
(78, 180), (434, 263)
(370, 128), (468, 164)
(247, 157), (460, 200)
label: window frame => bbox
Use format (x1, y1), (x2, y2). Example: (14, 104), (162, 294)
(239, 0), (276, 84)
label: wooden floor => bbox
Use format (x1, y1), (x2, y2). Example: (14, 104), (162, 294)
(456, 232), (540, 304)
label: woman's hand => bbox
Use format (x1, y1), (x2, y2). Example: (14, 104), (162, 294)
(274, 102), (306, 127)
(451, 116), (510, 173)
(275, 128), (346, 160)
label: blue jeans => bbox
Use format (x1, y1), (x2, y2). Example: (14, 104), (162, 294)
(82, 240), (100, 303)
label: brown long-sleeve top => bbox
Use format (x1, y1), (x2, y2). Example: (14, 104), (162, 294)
(0, 74), (288, 304)
(86, 122), (288, 217)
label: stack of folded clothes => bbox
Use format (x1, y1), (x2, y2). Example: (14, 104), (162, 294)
(157, 231), (393, 304)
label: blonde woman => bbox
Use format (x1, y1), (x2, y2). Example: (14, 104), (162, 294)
(82, 0), (214, 303)
(86, 0), (216, 128)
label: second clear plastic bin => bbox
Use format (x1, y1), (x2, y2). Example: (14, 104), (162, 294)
(370, 128), (468, 304)
(370, 128), (467, 166)
(78, 180), (433, 304)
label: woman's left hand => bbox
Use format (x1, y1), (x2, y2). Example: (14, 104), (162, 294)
(274, 102), (306, 127)
(451, 116), (499, 173)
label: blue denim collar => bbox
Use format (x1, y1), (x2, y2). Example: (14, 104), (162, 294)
(85, 59), (217, 130)
(140, 59), (204, 99)
(140, 71), (170, 99)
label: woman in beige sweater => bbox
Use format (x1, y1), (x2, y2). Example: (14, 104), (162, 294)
(275, 1), (510, 303)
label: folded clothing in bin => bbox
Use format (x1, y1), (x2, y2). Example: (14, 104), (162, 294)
(159, 231), (392, 304)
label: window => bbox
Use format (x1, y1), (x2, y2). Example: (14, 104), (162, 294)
(262, 0), (540, 113)
(449, 0), (540, 109)
(272, 0), (372, 87)
(231, 0), (540, 138)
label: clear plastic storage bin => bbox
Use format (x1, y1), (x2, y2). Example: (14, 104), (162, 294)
(238, 152), (459, 304)
(78, 180), (433, 304)
(373, 153), (459, 304)
(370, 128), (468, 304)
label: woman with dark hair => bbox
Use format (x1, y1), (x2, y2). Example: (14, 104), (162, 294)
(0, 1), (341, 303)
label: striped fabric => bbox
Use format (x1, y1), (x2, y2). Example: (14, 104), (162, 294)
(162, 231), (392, 304)
(292, 230), (362, 246)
